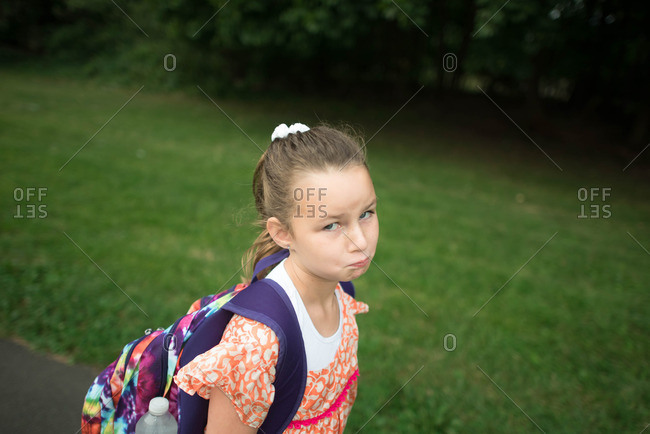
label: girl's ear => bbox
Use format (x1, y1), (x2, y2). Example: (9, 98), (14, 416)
(267, 217), (292, 249)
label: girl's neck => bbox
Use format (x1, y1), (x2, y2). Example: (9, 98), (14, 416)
(283, 256), (338, 308)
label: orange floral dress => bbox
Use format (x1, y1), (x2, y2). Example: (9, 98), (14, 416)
(174, 285), (368, 432)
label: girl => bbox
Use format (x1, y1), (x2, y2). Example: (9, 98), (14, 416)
(174, 123), (379, 433)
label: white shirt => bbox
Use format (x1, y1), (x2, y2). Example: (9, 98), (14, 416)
(265, 258), (343, 371)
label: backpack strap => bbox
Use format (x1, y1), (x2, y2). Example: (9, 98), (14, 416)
(251, 248), (290, 283)
(176, 279), (305, 434)
(177, 248), (356, 433)
(226, 279), (306, 432)
(177, 308), (236, 433)
(230, 278), (355, 431)
(339, 280), (355, 298)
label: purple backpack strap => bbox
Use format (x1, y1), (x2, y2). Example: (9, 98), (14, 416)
(339, 280), (355, 298)
(177, 280), (305, 434)
(177, 248), (355, 433)
(251, 248), (290, 283)
(226, 279), (307, 432)
(177, 248), (298, 433)
(177, 309), (235, 433)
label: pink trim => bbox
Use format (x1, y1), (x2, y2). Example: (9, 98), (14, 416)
(287, 369), (360, 429)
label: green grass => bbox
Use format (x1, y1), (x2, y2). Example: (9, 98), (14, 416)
(1, 69), (648, 433)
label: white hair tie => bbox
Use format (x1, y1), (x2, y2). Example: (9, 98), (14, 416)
(271, 123), (310, 141)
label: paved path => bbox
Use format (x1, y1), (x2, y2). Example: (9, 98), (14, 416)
(0, 339), (99, 433)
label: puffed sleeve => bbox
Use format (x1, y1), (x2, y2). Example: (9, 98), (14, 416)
(173, 314), (280, 428)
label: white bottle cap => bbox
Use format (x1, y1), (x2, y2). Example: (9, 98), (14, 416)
(148, 397), (170, 416)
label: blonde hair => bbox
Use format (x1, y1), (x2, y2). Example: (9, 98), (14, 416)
(242, 125), (367, 282)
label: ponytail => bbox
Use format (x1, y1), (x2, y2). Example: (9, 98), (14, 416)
(241, 150), (283, 283)
(241, 228), (283, 283)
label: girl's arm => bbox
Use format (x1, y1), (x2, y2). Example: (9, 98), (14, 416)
(205, 387), (257, 434)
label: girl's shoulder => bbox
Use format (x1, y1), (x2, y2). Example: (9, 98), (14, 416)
(174, 314), (280, 428)
(222, 313), (280, 347)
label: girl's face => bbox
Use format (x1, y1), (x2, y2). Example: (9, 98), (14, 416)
(285, 165), (379, 285)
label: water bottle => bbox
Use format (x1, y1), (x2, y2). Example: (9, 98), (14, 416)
(135, 397), (178, 434)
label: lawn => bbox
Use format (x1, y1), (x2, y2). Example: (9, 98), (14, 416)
(1, 69), (648, 433)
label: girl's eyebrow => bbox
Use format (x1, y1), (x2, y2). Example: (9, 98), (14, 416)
(324, 197), (377, 221)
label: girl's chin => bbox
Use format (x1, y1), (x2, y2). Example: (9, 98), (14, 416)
(343, 266), (370, 281)
(313, 263), (371, 284)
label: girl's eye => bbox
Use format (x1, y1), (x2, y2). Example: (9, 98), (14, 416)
(360, 210), (375, 219)
(323, 222), (340, 231)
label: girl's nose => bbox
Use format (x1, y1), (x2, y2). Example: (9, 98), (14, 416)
(345, 223), (368, 252)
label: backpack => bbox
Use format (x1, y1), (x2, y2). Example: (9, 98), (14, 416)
(81, 249), (355, 433)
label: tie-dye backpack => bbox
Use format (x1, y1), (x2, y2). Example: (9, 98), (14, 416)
(81, 249), (355, 433)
